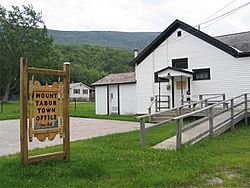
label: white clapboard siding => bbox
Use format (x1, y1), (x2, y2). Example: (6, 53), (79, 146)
(136, 28), (250, 114)
(120, 84), (137, 114)
(136, 53), (154, 114)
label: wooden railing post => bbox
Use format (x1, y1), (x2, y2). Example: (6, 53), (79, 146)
(244, 93), (248, 126)
(148, 108), (151, 123)
(209, 107), (213, 138)
(168, 95), (170, 108)
(199, 94), (203, 108)
(222, 94), (226, 109)
(176, 118), (183, 149)
(140, 118), (145, 147)
(205, 99), (208, 116)
(179, 107), (182, 116)
(155, 96), (158, 112)
(230, 99), (235, 131)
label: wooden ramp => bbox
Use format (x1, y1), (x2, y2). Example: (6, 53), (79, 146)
(138, 93), (249, 150)
(153, 111), (244, 150)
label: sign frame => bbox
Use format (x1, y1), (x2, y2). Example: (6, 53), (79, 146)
(20, 57), (70, 164)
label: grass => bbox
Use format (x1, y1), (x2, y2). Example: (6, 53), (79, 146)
(0, 101), (20, 120)
(70, 102), (137, 121)
(0, 123), (250, 187)
(0, 101), (137, 121)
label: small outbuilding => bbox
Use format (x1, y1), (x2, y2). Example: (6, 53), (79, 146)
(92, 72), (136, 115)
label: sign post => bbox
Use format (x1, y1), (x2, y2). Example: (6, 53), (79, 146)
(20, 57), (70, 164)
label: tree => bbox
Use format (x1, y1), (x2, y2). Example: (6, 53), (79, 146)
(0, 5), (53, 101)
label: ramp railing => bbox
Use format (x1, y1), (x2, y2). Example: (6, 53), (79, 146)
(138, 93), (225, 146)
(172, 93), (249, 149)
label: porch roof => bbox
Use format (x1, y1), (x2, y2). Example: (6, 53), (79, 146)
(92, 72), (136, 86)
(156, 66), (193, 78)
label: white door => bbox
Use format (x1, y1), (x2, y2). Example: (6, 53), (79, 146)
(174, 76), (189, 107)
(109, 85), (118, 114)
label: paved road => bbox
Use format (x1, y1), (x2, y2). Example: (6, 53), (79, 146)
(0, 117), (142, 156)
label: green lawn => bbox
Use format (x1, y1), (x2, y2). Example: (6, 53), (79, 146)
(0, 101), (137, 121)
(0, 123), (250, 187)
(0, 101), (20, 120)
(70, 102), (137, 121)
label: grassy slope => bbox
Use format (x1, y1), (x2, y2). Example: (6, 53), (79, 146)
(0, 101), (137, 121)
(0, 123), (250, 187)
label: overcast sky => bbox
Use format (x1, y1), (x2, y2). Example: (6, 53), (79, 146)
(1, 0), (250, 36)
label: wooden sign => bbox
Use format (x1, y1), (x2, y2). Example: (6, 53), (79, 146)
(20, 58), (70, 164)
(29, 81), (63, 142)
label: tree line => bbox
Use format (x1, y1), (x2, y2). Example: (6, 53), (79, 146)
(0, 5), (134, 101)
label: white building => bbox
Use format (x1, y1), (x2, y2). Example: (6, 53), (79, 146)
(93, 19), (250, 115)
(70, 82), (91, 101)
(92, 73), (136, 115)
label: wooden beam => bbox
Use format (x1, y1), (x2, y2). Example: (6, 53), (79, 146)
(20, 58), (28, 165)
(63, 62), (70, 161)
(28, 67), (67, 76)
(28, 151), (65, 163)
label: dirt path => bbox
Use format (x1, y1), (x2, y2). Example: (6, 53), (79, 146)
(0, 117), (143, 156)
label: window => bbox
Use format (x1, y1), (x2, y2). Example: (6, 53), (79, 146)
(177, 31), (182, 37)
(82, 89), (88, 94)
(154, 73), (169, 83)
(73, 89), (80, 94)
(172, 58), (188, 69)
(193, 68), (211, 80)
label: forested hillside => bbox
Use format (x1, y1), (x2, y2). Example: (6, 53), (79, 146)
(0, 4), (138, 100)
(53, 45), (134, 86)
(48, 30), (160, 50)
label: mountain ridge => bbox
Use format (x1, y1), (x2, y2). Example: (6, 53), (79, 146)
(48, 29), (160, 50)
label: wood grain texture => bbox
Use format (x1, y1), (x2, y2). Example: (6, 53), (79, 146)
(28, 151), (65, 163)
(63, 63), (70, 161)
(20, 59), (71, 164)
(28, 67), (66, 76)
(20, 58), (28, 164)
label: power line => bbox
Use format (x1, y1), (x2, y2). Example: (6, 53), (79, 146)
(202, 7), (238, 29)
(172, 0), (250, 43)
(199, 0), (237, 24)
(200, 0), (250, 26)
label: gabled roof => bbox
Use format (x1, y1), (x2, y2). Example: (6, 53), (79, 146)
(70, 82), (91, 89)
(215, 31), (250, 53)
(92, 72), (136, 86)
(155, 66), (193, 75)
(130, 19), (250, 66)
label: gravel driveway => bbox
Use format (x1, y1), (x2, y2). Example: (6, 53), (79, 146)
(0, 117), (143, 156)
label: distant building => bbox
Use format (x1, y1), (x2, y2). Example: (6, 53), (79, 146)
(70, 82), (92, 101)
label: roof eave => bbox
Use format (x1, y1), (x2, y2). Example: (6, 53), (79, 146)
(155, 66), (193, 75)
(91, 81), (136, 87)
(130, 19), (241, 66)
(236, 52), (250, 58)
